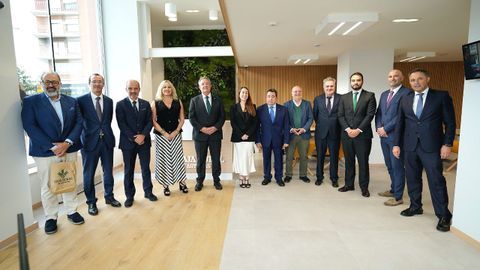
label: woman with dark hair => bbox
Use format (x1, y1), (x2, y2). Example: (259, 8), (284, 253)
(151, 80), (188, 196)
(230, 87), (258, 188)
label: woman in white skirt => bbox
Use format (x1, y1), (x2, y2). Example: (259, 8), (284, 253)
(151, 80), (188, 196)
(230, 87), (258, 188)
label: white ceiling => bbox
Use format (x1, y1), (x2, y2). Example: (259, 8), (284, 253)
(144, 0), (471, 66)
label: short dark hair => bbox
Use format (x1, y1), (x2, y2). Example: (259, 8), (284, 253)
(350, 72), (363, 80)
(266, 88), (277, 97)
(88, 73), (104, 84)
(408, 68), (430, 78)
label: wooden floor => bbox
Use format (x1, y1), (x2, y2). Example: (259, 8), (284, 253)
(0, 180), (234, 270)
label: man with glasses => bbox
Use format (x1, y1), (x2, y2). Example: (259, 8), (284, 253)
(21, 71), (85, 235)
(78, 73), (120, 216)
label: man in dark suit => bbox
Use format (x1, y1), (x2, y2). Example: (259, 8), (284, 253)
(116, 80), (157, 207)
(256, 88), (290, 187)
(393, 68), (455, 232)
(189, 76), (226, 192)
(338, 72), (377, 197)
(284, 85), (313, 184)
(78, 74), (120, 215)
(313, 77), (341, 187)
(22, 71), (84, 234)
(375, 69), (410, 206)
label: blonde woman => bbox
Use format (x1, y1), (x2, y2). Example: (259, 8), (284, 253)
(230, 87), (258, 188)
(151, 80), (188, 195)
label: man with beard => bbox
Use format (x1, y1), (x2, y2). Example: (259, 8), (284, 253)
(22, 71), (85, 234)
(337, 72), (376, 197)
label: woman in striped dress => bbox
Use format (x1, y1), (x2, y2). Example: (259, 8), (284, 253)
(151, 80), (188, 196)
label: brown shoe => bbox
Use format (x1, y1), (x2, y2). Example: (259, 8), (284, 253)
(384, 198), (403, 206)
(378, 190), (394, 197)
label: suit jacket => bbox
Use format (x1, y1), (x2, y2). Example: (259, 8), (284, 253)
(21, 93), (83, 157)
(313, 93), (341, 140)
(255, 103), (290, 146)
(230, 103), (258, 142)
(115, 97), (152, 150)
(394, 89), (456, 152)
(338, 89), (377, 139)
(375, 86), (410, 142)
(188, 93), (225, 141)
(77, 93), (115, 151)
(284, 99), (313, 140)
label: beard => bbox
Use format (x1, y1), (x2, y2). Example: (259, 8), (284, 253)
(351, 84), (362, 91)
(45, 88), (59, 97)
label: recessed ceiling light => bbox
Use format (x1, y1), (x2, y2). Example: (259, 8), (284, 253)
(313, 44), (321, 47)
(185, 9), (200, 13)
(294, 59), (302, 64)
(303, 59), (311, 64)
(392, 18), (419, 23)
(268, 21), (277, 27)
(328, 22), (345, 36)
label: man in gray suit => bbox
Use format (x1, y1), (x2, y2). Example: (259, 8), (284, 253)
(189, 77), (226, 192)
(284, 85), (314, 184)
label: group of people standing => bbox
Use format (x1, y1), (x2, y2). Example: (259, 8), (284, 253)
(21, 68), (455, 235)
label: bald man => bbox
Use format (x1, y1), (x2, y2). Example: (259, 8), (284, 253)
(375, 69), (410, 206)
(116, 80), (157, 208)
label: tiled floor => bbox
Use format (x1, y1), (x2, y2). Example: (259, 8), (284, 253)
(220, 157), (480, 270)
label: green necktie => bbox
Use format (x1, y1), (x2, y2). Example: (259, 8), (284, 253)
(353, 92), (358, 111)
(205, 96), (211, 114)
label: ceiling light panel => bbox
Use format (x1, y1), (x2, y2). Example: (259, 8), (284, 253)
(316, 12), (378, 36)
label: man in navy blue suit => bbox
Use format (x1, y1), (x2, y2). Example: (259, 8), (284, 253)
(256, 89), (290, 187)
(375, 70), (410, 206)
(313, 77), (341, 187)
(22, 72), (85, 234)
(393, 69), (455, 232)
(78, 74), (120, 216)
(116, 80), (157, 208)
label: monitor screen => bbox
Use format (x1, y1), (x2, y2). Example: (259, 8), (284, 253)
(462, 40), (480, 80)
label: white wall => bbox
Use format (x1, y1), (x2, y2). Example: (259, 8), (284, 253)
(452, 0), (480, 242)
(0, 0), (35, 241)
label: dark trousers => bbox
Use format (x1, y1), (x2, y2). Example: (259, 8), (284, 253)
(194, 139), (222, 183)
(380, 137), (406, 200)
(405, 145), (452, 219)
(315, 134), (340, 182)
(342, 137), (372, 189)
(262, 141), (284, 182)
(122, 145), (153, 199)
(81, 139), (115, 204)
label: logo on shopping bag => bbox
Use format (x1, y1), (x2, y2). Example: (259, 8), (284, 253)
(57, 169), (73, 184)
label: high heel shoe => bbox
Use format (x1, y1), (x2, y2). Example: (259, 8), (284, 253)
(163, 186), (171, 196)
(179, 182), (189, 193)
(245, 179), (251, 188)
(239, 177), (246, 188)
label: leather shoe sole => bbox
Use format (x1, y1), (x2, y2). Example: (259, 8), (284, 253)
(400, 207), (424, 217)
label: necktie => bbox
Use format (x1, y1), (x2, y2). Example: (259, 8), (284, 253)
(269, 106), (275, 122)
(386, 90), (394, 108)
(205, 96), (211, 114)
(326, 96), (332, 113)
(353, 92), (359, 111)
(415, 93), (424, 118)
(95, 96), (102, 121)
(132, 100), (138, 115)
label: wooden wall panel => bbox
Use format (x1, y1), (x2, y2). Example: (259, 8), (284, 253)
(394, 62), (464, 127)
(237, 62), (464, 127)
(237, 66), (337, 106)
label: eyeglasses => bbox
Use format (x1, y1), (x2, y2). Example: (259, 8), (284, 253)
(43, 80), (60, 86)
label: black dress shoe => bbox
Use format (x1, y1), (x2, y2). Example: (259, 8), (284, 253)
(284, 176), (292, 183)
(436, 217), (451, 232)
(88, 203), (98, 216)
(124, 199), (134, 208)
(195, 183), (203, 192)
(261, 179), (271, 185)
(332, 181), (339, 188)
(214, 182), (223, 190)
(400, 207), (424, 217)
(361, 189), (370, 197)
(145, 193), (158, 201)
(315, 179), (323, 186)
(44, 219), (57, 235)
(277, 180), (285, 187)
(105, 197), (121, 207)
(338, 185), (354, 192)
(300, 176), (311, 183)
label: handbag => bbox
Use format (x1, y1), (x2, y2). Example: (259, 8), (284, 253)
(49, 157), (77, 194)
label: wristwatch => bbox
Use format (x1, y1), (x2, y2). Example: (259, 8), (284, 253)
(444, 144), (452, 147)
(65, 141), (73, 146)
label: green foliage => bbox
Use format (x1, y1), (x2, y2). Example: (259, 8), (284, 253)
(163, 30), (235, 118)
(17, 67), (37, 95)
